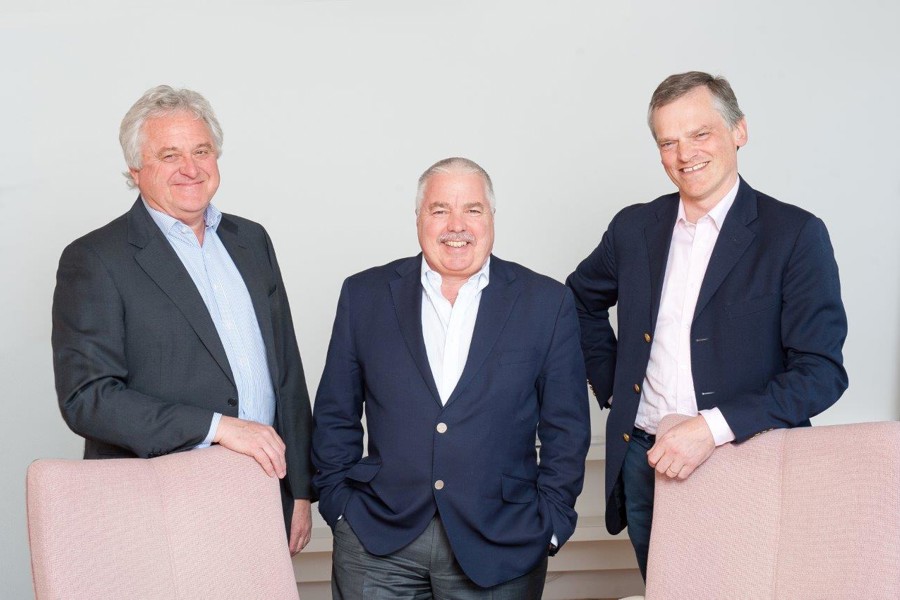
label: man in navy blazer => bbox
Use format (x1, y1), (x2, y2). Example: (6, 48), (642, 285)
(566, 72), (848, 579)
(313, 157), (591, 598)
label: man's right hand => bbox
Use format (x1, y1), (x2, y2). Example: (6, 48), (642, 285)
(213, 416), (287, 478)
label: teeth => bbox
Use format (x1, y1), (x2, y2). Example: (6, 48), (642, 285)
(445, 241), (467, 248)
(683, 162), (708, 173)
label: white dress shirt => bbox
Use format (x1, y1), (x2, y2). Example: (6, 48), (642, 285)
(420, 257), (491, 404)
(634, 180), (739, 446)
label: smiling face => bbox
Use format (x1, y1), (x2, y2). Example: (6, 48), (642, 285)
(416, 170), (494, 283)
(651, 86), (747, 212)
(129, 111), (220, 228)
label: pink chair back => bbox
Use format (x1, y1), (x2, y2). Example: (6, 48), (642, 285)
(27, 446), (299, 599)
(646, 414), (900, 599)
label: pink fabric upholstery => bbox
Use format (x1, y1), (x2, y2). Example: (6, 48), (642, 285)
(26, 446), (299, 600)
(646, 414), (900, 599)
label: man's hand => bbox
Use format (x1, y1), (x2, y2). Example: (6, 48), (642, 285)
(289, 499), (312, 556)
(647, 415), (715, 480)
(213, 416), (287, 478)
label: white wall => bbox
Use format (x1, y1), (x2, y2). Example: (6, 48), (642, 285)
(2, 1), (898, 596)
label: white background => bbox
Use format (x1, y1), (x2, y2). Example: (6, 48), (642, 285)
(2, 1), (898, 595)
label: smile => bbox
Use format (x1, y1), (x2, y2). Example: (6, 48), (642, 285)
(681, 162), (709, 173)
(444, 241), (468, 248)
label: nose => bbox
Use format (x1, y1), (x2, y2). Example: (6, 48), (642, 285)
(179, 154), (199, 178)
(677, 139), (699, 164)
(447, 209), (465, 232)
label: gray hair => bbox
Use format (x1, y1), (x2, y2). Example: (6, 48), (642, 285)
(415, 157), (496, 215)
(647, 71), (744, 139)
(119, 85), (224, 188)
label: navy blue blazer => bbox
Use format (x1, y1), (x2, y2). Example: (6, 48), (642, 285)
(566, 178), (848, 535)
(312, 255), (591, 588)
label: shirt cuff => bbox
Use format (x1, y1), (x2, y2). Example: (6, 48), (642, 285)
(550, 533), (558, 547)
(699, 408), (735, 447)
(197, 412), (223, 448)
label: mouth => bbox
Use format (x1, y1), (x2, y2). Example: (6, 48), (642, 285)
(681, 162), (709, 173)
(444, 240), (469, 248)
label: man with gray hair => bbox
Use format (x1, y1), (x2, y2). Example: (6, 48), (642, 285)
(312, 157), (591, 598)
(567, 71), (848, 579)
(52, 85), (315, 554)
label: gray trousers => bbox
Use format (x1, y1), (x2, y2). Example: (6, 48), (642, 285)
(331, 516), (548, 599)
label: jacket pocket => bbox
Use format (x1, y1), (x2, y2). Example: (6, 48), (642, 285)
(345, 457), (382, 483)
(501, 474), (538, 504)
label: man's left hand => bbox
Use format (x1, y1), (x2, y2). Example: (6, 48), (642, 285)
(647, 415), (715, 480)
(289, 499), (312, 556)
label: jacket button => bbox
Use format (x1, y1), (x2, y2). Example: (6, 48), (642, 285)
(644, 332), (652, 343)
(436, 423), (448, 434)
(623, 433), (630, 442)
(434, 480), (445, 490)
(227, 398), (237, 407)
(633, 383), (641, 393)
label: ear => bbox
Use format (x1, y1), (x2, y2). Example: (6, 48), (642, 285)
(733, 117), (748, 149)
(129, 168), (141, 187)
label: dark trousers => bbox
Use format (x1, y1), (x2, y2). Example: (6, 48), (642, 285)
(331, 516), (547, 599)
(621, 426), (656, 581)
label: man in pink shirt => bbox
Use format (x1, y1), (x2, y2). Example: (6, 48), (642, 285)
(566, 71), (848, 579)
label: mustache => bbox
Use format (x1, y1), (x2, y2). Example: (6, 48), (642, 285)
(438, 232), (476, 244)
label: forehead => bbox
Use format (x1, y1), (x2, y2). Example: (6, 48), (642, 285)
(141, 112), (213, 149)
(423, 171), (488, 204)
(652, 86), (726, 136)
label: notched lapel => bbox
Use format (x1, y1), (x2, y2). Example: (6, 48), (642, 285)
(445, 260), (522, 407)
(646, 198), (678, 328)
(217, 219), (279, 386)
(389, 259), (442, 405)
(128, 204), (235, 386)
(694, 181), (758, 320)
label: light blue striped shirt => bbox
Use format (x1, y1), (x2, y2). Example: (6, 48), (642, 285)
(143, 200), (276, 446)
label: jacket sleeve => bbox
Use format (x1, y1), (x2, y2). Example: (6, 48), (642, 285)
(565, 222), (620, 408)
(311, 279), (365, 525)
(52, 241), (213, 457)
(535, 288), (592, 548)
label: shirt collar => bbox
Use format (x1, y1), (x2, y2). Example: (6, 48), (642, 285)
(421, 255), (491, 292)
(677, 177), (740, 230)
(142, 198), (222, 236)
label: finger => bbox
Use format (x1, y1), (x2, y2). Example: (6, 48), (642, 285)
(252, 447), (278, 478)
(677, 463), (697, 480)
(259, 441), (286, 478)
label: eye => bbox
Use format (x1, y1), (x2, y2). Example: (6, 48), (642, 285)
(659, 141), (675, 150)
(194, 149), (209, 157)
(696, 131), (710, 139)
(467, 208), (483, 215)
(161, 153), (178, 162)
(431, 209), (448, 216)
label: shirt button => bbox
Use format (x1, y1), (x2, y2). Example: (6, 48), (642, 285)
(644, 332), (652, 343)
(227, 398), (237, 407)
(434, 480), (445, 490)
(436, 423), (448, 434)
(623, 433), (631, 442)
(633, 383), (641, 393)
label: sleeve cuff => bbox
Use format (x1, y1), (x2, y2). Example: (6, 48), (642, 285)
(699, 408), (735, 447)
(197, 412), (223, 448)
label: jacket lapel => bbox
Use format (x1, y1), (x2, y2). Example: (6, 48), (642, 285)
(128, 199), (235, 386)
(693, 179), (757, 320)
(216, 217), (279, 386)
(389, 256), (442, 405)
(645, 196), (678, 328)
(445, 256), (522, 407)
